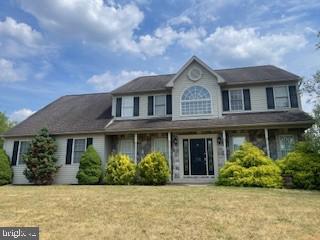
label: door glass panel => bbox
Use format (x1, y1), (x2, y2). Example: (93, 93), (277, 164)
(207, 138), (214, 175)
(183, 139), (189, 175)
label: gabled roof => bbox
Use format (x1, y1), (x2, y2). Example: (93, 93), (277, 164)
(165, 56), (225, 87)
(111, 56), (301, 95)
(3, 93), (113, 137)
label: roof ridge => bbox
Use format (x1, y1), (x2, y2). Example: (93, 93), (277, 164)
(215, 65), (274, 71)
(63, 92), (111, 97)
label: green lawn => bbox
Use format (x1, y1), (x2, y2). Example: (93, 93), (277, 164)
(0, 185), (319, 240)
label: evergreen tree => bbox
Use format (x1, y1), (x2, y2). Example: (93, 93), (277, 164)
(0, 149), (12, 185)
(23, 128), (60, 185)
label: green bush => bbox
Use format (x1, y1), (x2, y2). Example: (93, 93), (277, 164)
(76, 146), (102, 185)
(278, 141), (320, 190)
(105, 154), (136, 185)
(136, 152), (170, 185)
(24, 128), (59, 185)
(217, 142), (282, 188)
(0, 149), (12, 185)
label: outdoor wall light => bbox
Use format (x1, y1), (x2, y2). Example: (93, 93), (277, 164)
(217, 136), (222, 145)
(173, 136), (178, 145)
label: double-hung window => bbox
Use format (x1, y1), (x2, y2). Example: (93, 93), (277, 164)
(278, 135), (295, 158)
(230, 90), (243, 111)
(154, 95), (166, 116)
(152, 138), (168, 158)
(231, 136), (246, 152)
(122, 96), (133, 117)
(119, 139), (134, 160)
(73, 139), (86, 164)
(18, 141), (31, 165)
(274, 86), (289, 108)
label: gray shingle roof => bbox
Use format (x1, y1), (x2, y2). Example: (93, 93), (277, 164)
(111, 65), (300, 95)
(104, 111), (313, 133)
(111, 74), (174, 95)
(4, 93), (113, 137)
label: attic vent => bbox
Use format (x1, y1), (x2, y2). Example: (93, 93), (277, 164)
(188, 67), (202, 81)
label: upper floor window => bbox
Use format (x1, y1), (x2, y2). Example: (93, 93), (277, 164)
(181, 86), (212, 115)
(274, 86), (289, 108)
(122, 96), (133, 117)
(230, 90), (243, 111)
(155, 95), (166, 116)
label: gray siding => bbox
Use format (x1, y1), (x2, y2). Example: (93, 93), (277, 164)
(172, 61), (222, 120)
(3, 134), (106, 184)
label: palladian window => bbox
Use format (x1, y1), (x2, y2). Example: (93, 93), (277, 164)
(181, 86), (212, 115)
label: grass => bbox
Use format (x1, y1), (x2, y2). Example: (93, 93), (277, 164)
(0, 185), (319, 240)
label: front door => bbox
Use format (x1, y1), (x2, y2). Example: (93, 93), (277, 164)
(190, 139), (206, 175)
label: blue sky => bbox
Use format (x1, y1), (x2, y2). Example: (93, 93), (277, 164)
(0, 0), (319, 122)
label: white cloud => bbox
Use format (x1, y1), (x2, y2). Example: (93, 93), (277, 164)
(0, 58), (26, 82)
(0, 17), (46, 58)
(87, 70), (156, 91)
(169, 16), (193, 26)
(10, 108), (35, 123)
(19, 0), (144, 52)
(202, 26), (307, 65)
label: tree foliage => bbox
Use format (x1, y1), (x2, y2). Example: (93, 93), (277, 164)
(76, 146), (102, 185)
(23, 128), (60, 185)
(0, 112), (15, 149)
(0, 149), (12, 185)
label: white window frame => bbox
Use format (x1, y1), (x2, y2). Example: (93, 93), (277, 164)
(154, 95), (167, 117)
(229, 89), (244, 111)
(152, 137), (168, 158)
(274, 86), (290, 109)
(72, 138), (87, 164)
(121, 96), (134, 117)
(231, 135), (246, 152)
(17, 141), (31, 165)
(180, 86), (212, 116)
(119, 139), (134, 160)
(277, 134), (295, 158)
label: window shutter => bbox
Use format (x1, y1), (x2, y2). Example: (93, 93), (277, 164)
(66, 139), (73, 165)
(148, 96), (154, 116)
(133, 97), (139, 116)
(86, 138), (93, 148)
(266, 87), (275, 109)
(243, 89), (251, 110)
(11, 141), (19, 166)
(222, 90), (230, 111)
(116, 97), (122, 117)
(166, 95), (172, 115)
(289, 85), (298, 108)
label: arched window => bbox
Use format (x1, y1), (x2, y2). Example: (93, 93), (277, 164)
(181, 86), (212, 115)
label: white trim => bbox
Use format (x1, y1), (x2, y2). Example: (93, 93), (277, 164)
(71, 138), (87, 165)
(273, 85), (291, 109)
(168, 132), (171, 171)
(166, 56), (225, 87)
(134, 133), (138, 164)
(222, 130), (227, 163)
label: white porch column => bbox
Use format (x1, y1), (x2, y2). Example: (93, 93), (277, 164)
(223, 130), (227, 163)
(134, 133), (138, 164)
(264, 128), (270, 157)
(168, 132), (171, 170)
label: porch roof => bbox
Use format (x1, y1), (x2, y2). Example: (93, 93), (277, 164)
(104, 111), (313, 133)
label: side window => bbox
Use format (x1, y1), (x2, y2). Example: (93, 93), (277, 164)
(73, 139), (86, 164)
(278, 135), (295, 158)
(18, 141), (31, 165)
(119, 139), (134, 160)
(231, 136), (246, 152)
(230, 90), (243, 111)
(122, 96), (133, 117)
(274, 86), (289, 108)
(154, 95), (166, 116)
(152, 138), (168, 158)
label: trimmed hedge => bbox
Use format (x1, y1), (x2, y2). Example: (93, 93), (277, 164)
(105, 154), (136, 185)
(0, 149), (12, 185)
(76, 146), (102, 185)
(278, 142), (320, 190)
(217, 142), (282, 188)
(136, 152), (170, 185)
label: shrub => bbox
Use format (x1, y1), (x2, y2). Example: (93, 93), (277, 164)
(0, 149), (12, 185)
(136, 152), (170, 185)
(105, 154), (136, 185)
(217, 142), (282, 188)
(24, 128), (60, 185)
(76, 146), (102, 185)
(278, 141), (320, 190)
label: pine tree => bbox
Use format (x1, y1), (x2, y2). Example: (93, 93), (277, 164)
(24, 128), (60, 185)
(0, 149), (12, 185)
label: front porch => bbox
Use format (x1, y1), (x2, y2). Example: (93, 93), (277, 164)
(107, 127), (305, 183)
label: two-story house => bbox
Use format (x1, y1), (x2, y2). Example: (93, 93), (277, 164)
(2, 56), (313, 184)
